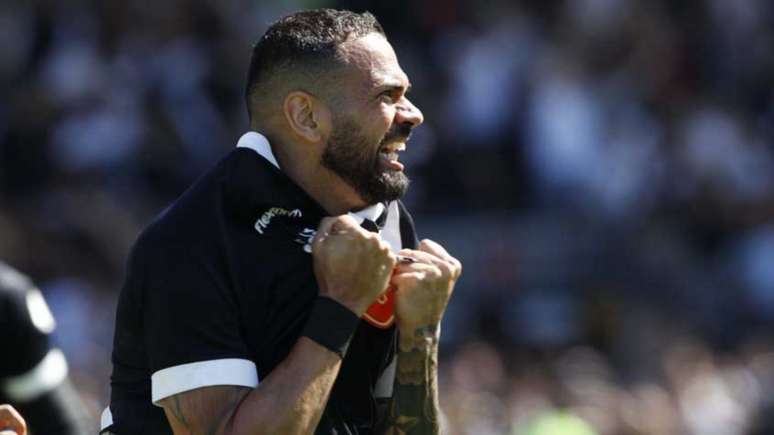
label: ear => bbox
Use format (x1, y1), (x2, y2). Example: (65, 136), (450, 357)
(283, 91), (331, 143)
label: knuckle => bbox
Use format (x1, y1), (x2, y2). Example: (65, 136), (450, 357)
(450, 258), (462, 276)
(386, 255), (397, 268)
(355, 229), (372, 243)
(365, 233), (381, 245)
(340, 215), (358, 225)
(438, 262), (453, 278)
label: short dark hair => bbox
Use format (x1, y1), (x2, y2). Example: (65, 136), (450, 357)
(245, 9), (385, 120)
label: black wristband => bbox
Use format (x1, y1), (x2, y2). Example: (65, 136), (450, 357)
(302, 297), (360, 358)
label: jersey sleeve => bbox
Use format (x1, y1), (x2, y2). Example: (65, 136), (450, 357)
(134, 237), (258, 404)
(0, 262), (68, 403)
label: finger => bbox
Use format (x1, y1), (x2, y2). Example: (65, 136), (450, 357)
(329, 215), (360, 233)
(397, 249), (440, 265)
(311, 227), (329, 255)
(418, 239), (462, 279)
(418, 239), (454, 264)
(393, 261), (442, 275)
(312, 216), (360, 253)
(313, 217), (338, 242)
(0, 405), (25, 435)
(390, 271), (427, 288)
(397, 249), (456, 279)
(395, 255), (416, 265)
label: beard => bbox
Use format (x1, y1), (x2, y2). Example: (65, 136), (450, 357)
(321, 117), (411, 204)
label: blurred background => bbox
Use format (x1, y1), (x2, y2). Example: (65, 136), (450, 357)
(1, 0), (773, 434)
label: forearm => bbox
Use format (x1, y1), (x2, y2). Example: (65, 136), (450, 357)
(379, 324), (441, 435)
(231, 337), (341, 434)
(162, 337), (342, 435)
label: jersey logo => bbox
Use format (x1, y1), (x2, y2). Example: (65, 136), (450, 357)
(363, 287), (395, 328)
(295, 228), (316, 253)
(254, 207), (302, 234)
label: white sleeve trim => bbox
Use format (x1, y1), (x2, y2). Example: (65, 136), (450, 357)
(151, 358), (259, 405)
(100, 406), (113, 431)
(1, 348), (68, 402)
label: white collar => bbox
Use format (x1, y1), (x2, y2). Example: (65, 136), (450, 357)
(237, 131), (280, 170)
(235, 131), (386, 224)
(348, 202), (385, 225)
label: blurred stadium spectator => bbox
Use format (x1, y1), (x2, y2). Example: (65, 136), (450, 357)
(0, 262), (90, 434)
(0, 0), (772, 433)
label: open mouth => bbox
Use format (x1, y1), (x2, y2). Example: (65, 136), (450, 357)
(378, 142), (406, 171)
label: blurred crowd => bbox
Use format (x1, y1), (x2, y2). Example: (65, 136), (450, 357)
(1, 0), (773, 433)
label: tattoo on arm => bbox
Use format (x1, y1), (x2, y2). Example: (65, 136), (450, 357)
(161, 386), (250, 435)
(381, 324), (441, 435)
(168, 395), (190, 429)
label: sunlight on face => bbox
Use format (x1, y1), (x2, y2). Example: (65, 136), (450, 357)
(320, 33), (422, 204)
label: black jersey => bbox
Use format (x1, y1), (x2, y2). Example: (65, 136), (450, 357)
(103, 132), (419, 434)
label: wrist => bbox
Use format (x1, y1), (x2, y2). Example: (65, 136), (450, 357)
(398, 322), (440, 351)
(302, 296), (360, 358)
(319, 291), (366, 316)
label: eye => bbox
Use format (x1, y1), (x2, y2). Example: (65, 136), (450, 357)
(379, 90), (398, 103)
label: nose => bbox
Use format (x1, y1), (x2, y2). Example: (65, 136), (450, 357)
(396, 97), (424, 128)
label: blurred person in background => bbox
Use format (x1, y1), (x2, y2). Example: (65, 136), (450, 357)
(0, 262), (89, 434)
(102, 8), (460, 435)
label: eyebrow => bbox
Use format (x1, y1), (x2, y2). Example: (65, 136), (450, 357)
(375, 82), (412, 94)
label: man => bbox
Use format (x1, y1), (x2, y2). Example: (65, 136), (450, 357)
(102, 9), (460, 435)
(0, 262), (90, 434)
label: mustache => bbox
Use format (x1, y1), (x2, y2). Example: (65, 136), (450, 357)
(380, 123), (413, 146)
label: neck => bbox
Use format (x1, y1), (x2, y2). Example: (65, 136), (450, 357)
(270, 137), (367, 215)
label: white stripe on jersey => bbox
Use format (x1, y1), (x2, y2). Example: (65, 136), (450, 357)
(151, 358), (259, 405)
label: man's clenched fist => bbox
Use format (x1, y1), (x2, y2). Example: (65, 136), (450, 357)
(391, 239), (462, 334)
(312, 215), (397, 315)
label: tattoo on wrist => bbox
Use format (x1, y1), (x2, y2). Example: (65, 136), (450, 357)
(381, 324), (441, 434)
(414, 324), (440, 341)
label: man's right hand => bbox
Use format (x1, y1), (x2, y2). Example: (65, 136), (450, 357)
(312, 215), (396, 315)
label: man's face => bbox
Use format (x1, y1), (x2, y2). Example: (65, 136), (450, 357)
(321, 33), (424, 205)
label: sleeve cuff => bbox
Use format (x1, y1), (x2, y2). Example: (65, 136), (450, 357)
(151, 358), (259, 405)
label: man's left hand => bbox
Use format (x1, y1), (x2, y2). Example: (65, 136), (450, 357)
(391, 239), (461, 335)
